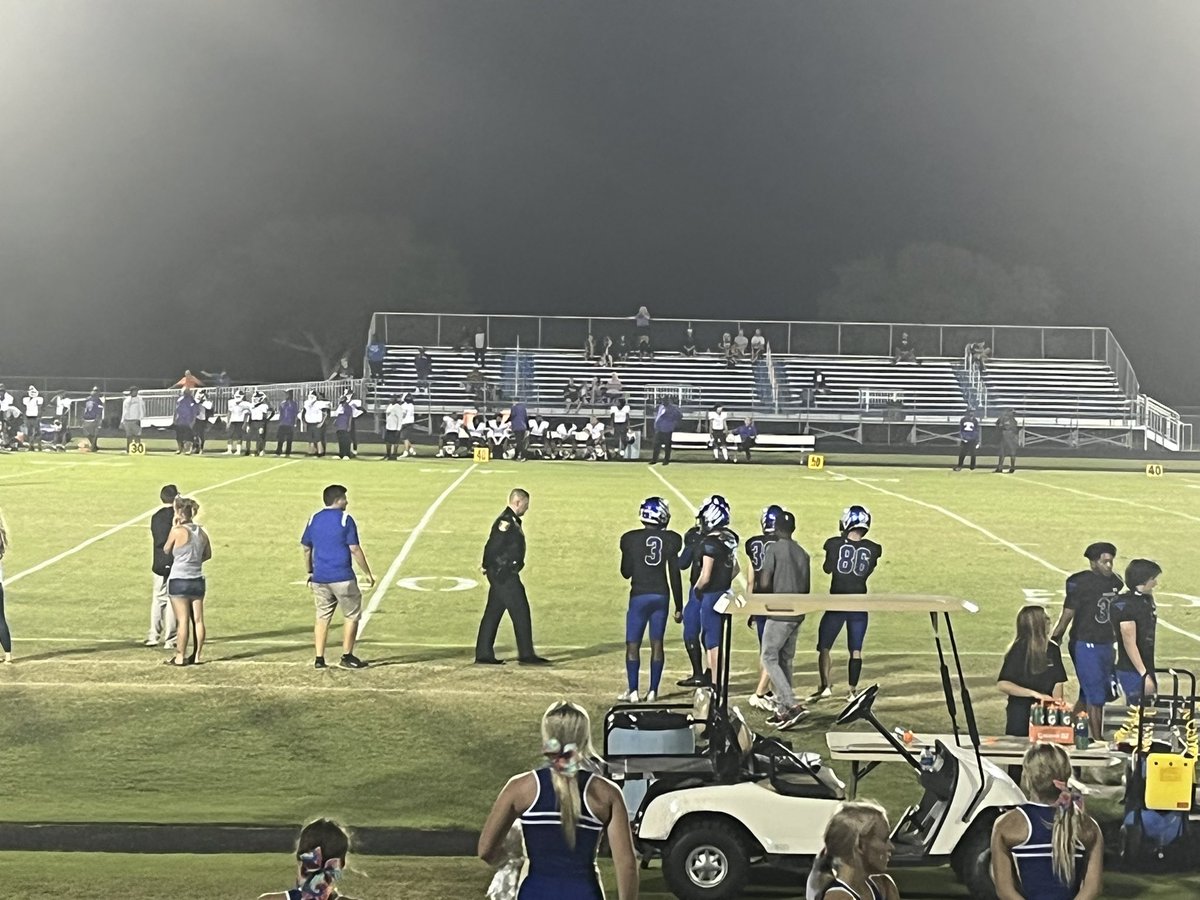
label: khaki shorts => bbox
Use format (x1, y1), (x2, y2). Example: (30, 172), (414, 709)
(311, 579), (363, 622)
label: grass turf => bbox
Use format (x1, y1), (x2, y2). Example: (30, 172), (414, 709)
(2, 447), (1199, 895)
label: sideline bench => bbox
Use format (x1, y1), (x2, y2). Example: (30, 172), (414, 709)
(666, 431), (815, 459)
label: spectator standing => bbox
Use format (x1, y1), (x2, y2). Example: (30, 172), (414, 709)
(226, 389), (251, 456)
(991, 743), (1104, 900)
(681, 326), (696, 357)
(474, 325), (488, 367)
(163, 496), (210, 667)
(273, 390), (298, 457)
(0, 509), (13, 663)
(583, 332), (595, 361)
(301, 484), (374, 670)
(598, 336), (614, 367)
(193, 389), (213, 454)
(610, 396), (631, 456)
(970, 340), (992, 369)
(303, 390), (330, 457)
(414, 348), (433, 395)
(334, 392), (357, 460)
(250, 389), (273, 456)
(258, 819), (356, 900)
(953, 409), (981, 471)
(650, 399), (682, 465)
(732, 416), (757, 462)
(633, 306), (652, 359)
(366, 339), (386, 379)
(479, 702), (639, 900)
(757, 511), (812, 730)
(146, 485), (181, 649)
(172, 388), (198, 455)
(893, 332), (919, 364)
(995, 409), (1020, 473)
(806, 801), (900, 900)
(475, 488), (550, 665)
(510, 397), (530, 461)
(399, 392), (416, 457)
(120, 387), (145, 451)
(21, 387), (44, 450)
(749, 328), (767, 362)
(81, 387), (104, 452)
(173, 370), (204, 389)
(615, 335), (629, 362)
(327, 355), (353, 381)
(1113, 559), (1162, 705)
(383, 396), (404, 460)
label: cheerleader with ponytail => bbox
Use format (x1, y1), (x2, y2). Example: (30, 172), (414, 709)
(479, 701), (640, 899)
(0, 509), (13, 663)
(259, 818), (357, 900)
(806, 801), (899, 900)
(991, 742), (1104, 899)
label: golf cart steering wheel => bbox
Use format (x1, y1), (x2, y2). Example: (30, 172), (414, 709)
(834, 684), (880, 726)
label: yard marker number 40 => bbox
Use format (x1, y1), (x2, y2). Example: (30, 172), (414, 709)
(1146, 463), (1164, 477)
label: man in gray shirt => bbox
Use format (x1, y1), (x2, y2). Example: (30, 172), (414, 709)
(758, 511), (811, 730)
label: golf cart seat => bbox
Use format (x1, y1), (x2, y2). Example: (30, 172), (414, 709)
(751, 735), (847, 800)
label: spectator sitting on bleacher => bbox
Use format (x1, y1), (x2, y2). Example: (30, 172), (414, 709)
(750, 329), (767, 362)
(599, 335), (614, 367)
(604, 373), (625, 400)
(453, 324), (472, 353)
(733, 416), (757, 462)
(970, 341), (992, 369)
(563, 379), (583, 413)
(616, 335), (630, 362)
(719, 332), (734, 366)
(682, 325), (697, 357)
(466, 367), (488, 405)
(733, 328), (749, 361)
(414, 348), (433, 395)
(584, 333), (595, 361)
(585, 376), (602, 407)
(892, 332), (920, 365)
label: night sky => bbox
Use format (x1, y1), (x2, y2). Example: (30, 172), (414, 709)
(2, 1), (1197, 403)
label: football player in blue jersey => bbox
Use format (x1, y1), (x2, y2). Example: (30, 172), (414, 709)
(745, 504), (784, 711)
(679, 496), (739, 684)
(618, 497), (684, 702)
(811, 505), (883, 702)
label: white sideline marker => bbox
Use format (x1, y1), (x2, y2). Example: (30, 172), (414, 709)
(1014, 475), (1200, 525)
(357, 463), (478, 636)
(824, 467), (1200, 646)
(5, 460), (300, 586)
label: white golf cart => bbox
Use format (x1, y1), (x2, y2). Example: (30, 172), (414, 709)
(602, 593), (1023, 900)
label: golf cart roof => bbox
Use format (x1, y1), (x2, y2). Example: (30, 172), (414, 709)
(724, 593), (979, 616)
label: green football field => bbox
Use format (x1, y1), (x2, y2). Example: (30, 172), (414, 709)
(1, 447), (1199, 897)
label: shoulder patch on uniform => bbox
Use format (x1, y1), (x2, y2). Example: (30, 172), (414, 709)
(498, 520), (510, 531)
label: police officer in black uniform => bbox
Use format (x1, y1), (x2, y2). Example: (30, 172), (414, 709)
(474, 488), (551, 665)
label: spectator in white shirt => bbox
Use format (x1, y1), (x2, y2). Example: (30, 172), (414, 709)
(120, 387), (145, 452)
(604, 373), (624, 399)
(610, 396), (631, 455)
(303, 391), (330, 457)
(474, 325), (488, 368)
(384, 396), (404, 460)
(22, 387), (44, 451)
(732, 329), (749, 361)
(0, 384), (13, 448)
(749, 329), (767, 362)
(708, 404), (730, 462)
(399, 393), (416, 457)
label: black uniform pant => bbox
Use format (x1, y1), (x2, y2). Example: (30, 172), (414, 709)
(193, 419), (207, 451)
(651, 431), (673, 464)
(998, 437), (1018, 471)
(475, 573), (535, 660)
(513, 430), (528, 459)
(336, 429), (353, 458)
(275, 425), (295, 456)
(254, 421), (269, 454)
(956, 440), (978, 469)
(174, 424), (193, 451)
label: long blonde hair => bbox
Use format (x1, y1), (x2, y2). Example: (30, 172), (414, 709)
(1021, 742), (1080, 886)
(1011, 605), (1050, 674)
(540, 701), (594, 850)
(807, 800), (890, 899)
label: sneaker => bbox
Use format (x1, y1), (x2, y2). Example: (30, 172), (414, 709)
(765, 710), (785, 727)
(777, 706), (811, 730)
(143, 639), (159, 647)
(808, 686), (832, 702)
(339, 653), (368, 669)
(617, 689), (640, 703)
(748, 693), (774, 712)
(846, 688), (859, 702)
(314, 656), (327, 669)
(645, 690), (657, 702)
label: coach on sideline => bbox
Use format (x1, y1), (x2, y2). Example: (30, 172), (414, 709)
(301, 484), (375, 671)
(474, 488), (550, 666)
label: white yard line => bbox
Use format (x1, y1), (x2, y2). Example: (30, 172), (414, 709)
(4, 460), (300, 586)
(357, 463), (478, 635)
(824, 467), (1200, 647)
(1014, 475), (1200, 525)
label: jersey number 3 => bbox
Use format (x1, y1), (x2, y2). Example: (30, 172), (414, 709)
(644, 535), (663, 566)
(836, 544), (873, 577)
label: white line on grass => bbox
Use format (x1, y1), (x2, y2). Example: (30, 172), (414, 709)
(4, 460), (300, 586)
(824, 467), (1200, 647)
(1014, 475), (1200, 525)
(357, 463), (478, 635)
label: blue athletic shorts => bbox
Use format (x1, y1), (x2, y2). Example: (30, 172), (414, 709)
(626, 594), (670, 643)
(1073, 641), (1115, 706)
(698, 591), (725, 650)
(1116, 668), (1148, 705)
(817, 611), (868, 652)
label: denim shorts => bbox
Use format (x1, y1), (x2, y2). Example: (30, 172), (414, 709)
(168, 577), (206, 599)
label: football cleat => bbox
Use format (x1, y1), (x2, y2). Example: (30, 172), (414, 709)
(761, 504), (785, 534)
(639, 497), (671, 527)
(617, 689), (640, 703)
(839, 505), (872, 536)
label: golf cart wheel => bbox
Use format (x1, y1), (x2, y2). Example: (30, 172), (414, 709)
(950, 820), (998, 900)
(663, 820), (750, 900)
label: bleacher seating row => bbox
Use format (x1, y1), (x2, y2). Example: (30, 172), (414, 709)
(367, 345), (1132, 422)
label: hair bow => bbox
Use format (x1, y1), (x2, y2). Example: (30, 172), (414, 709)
(298, 848), (343, 900)
(542, 738), (580, 776)
(1052, 779), (1084, 813)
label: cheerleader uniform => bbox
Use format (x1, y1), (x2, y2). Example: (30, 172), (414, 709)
(518, 768), (604, 900)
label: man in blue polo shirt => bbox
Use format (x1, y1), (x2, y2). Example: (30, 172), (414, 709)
(301, 484), (375, 670)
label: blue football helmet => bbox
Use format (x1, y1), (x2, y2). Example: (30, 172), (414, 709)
(761, 504), (785, 534)
(839, 505), (872, 535)
(639, 496), (671, 527)
(698, 495), (731, 531)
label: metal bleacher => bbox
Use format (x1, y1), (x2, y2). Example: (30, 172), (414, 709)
(364, 313), (1190, 451)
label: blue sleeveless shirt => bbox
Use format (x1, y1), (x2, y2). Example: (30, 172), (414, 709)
(518, 767), (605, 900)
(1011, 802), (1085, 900)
